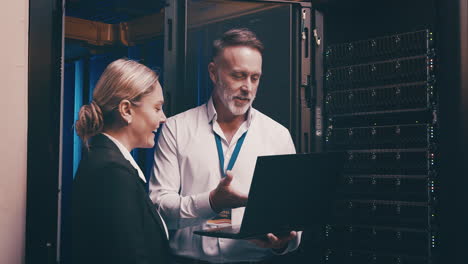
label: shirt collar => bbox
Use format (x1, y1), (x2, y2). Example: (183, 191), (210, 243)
(206, 96), (255, 128)
(101, 133), (147, 183)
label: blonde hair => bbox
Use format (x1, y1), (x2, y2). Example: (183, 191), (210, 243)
(75, 59), (159, 144)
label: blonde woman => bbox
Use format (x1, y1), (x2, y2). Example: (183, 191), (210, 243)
(72, 59), (169, 264)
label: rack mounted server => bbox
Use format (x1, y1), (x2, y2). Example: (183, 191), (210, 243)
(322, 30), (438, 264)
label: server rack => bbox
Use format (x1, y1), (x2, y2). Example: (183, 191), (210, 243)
(319, 29), (438, 264)
(305, 0), (443, 262)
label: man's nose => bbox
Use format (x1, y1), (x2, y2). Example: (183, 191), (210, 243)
(241, 78), (253, 92)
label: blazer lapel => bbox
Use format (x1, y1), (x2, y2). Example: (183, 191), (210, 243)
(90, 134), (140, 175)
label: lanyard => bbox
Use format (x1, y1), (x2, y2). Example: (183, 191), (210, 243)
(214, 131), (247, 177)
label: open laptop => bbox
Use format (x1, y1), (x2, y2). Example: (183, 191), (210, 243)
(194, 152), (345, 239)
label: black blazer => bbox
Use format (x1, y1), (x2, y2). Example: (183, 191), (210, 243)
(72, 134), (170, 264)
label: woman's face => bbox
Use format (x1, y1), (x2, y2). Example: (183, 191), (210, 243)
(130, 81), (166, 149)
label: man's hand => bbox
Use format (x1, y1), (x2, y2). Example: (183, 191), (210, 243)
(249, 231), (297, 251)
(209, 170), (248, 212)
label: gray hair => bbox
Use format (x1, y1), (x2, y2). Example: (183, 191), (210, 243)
(212, 28), (264, 59)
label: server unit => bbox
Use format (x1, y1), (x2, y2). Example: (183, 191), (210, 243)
(322, 29), (437, 264)
(307, 1), (441, 263)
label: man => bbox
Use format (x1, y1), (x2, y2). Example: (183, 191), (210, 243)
(150, 28), (301, 263)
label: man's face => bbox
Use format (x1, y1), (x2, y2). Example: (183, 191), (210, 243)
(209, 46), (262, 116)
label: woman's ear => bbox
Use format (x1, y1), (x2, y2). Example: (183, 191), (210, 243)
(118, 100), (133, 125)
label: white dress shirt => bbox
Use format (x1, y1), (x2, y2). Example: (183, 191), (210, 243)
(102, 133), (169, 239)
(149, 97), (301, 263)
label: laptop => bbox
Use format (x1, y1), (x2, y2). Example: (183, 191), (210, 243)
(193, 152), (345, 239)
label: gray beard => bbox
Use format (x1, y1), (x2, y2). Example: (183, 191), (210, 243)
(215, 83), (255, 116)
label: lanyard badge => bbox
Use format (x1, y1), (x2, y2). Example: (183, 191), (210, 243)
(207, 131), (247, 225)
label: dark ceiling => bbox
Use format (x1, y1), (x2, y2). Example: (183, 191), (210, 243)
(65, 0), (167, 23)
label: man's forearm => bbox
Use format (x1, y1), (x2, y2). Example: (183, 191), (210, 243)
(158, 191), (217, 229)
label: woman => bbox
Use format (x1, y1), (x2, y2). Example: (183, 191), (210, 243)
(72, 59), (169, 264)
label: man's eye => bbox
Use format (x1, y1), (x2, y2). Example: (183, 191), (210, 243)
(232, 73), (244, 79)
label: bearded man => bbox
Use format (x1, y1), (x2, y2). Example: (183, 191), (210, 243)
(150, 28), (301, 264)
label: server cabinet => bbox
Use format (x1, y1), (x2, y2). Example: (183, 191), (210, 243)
(166, 0), (312, 152)
(310, 0), (468, 263)
(26, 0), (63, 263)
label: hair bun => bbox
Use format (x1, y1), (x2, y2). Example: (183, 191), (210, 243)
(75, 101), (104, 144)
